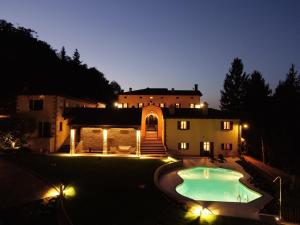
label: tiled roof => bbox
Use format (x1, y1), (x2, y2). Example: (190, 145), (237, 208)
(163, 108), (240, 119)
(121, 88), (202, 96)
(64, 108), (142, 127)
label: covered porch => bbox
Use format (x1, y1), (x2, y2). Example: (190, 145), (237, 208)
(70, 126), (141, 155)
(65, 108), (142, 156)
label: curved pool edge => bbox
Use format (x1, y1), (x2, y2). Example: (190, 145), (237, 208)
(154, 158), (273, 220)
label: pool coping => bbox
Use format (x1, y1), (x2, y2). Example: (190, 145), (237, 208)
(154, 157), (273, 220)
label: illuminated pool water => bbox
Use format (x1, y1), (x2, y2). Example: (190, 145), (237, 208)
(176, 167), (262, 203)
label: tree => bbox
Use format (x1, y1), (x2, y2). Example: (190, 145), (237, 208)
(59, 46), (67, 61)
(274, 64), (300, 103)
(243, 70), (272, 163)
(72, 48), (81, 65)
(220, 58), (248, 112)
(268, 64), (300, 173)
(244, 70), (272, 113)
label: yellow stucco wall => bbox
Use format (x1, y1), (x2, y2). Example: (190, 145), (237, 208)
(118, 94), (200, 108)
(165, 119), (240, 157)
(16, 95), (100, 152)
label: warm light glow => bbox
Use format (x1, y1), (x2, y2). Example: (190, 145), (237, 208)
(243, 124), (249, 129)
(11, 141), (16, 149)
(223, 121), (231, 130)
(150, 96), (153, 99)
(275, 216), (280, 221)
(180, 121), (187, 129)
(203, 142), (210, 151)
(103, 129), (108, 154)
(0, 115), (10, 119)
(64, 186), (76, 197)
(43, 187), (60, 199)
(180, 142), (188, 150)
(136, 130), (141, 156)
(191, 206), (202, 216)
(161, 156), (178, 163)
(114, 102), (118, 107)
(195, 104), (201, 109)
(70, 129), (76, 155)
(117, 103), (123, 108)
(185, 205), (217, 224)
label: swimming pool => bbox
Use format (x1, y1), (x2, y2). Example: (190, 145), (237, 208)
(176, 167), (262, 203)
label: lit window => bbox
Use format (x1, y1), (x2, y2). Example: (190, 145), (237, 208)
(222, 143), (232, 150)
(123, 103), (128, 108)
(138, 103), (144, 108)
(175, 103), (180, 108)
(178, 121), (190, 130)
(178, 142), (189, 150)
(117, 103), (123, 108)
(160, 103), (165, 108)
(190, 103), (195, 108)
(222, 121), (233, 130)
(203, 142), (210, 151)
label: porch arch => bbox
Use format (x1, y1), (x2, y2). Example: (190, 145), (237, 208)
(141, 106), (164, 140)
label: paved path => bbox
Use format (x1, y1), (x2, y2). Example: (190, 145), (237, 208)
(0, 159), (56, 210)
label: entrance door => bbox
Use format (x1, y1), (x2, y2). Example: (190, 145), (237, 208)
(146, 115), (158, 131)
(200, 142), (214, 157)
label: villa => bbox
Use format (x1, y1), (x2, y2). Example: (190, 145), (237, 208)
(16, 85), (240, 158)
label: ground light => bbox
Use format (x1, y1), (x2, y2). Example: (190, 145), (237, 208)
(185, 205), (217, 224)
(161, 156), (178, 163)
(43, 184), (76, 199)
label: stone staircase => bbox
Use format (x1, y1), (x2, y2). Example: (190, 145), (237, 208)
(141, 131), (166, 156)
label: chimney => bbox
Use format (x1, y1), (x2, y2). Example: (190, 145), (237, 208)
(171, 88), (175, 91)
(202, 101), (208, 115)
(129, 87), (132, 92)
(194, 84), (198, 91)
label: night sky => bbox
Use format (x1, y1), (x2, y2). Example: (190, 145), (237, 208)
(1, 0), (299, 108)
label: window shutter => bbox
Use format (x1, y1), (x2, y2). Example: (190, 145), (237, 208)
(221, 143), (224, 150)
(221, 121), (224, 130)
(230, 121), (233, 130)
(230, 144), (233, 150)
(177, 121), (181, 130)
(186, 143), (189, 150)
(210, 142), (214, 151)
(200, 142), (204, 151)
(187, 121), (190, 130)
(178, 143), (181, 150)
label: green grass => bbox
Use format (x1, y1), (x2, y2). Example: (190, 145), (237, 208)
(1, 152), (263, 225)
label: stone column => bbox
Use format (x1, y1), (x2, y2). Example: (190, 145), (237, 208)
(103, 129), (108, 154)
(70, 128), (76, 155)
(136, 129), (141, 156)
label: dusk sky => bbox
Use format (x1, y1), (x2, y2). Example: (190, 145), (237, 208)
(1, 0), (299, 108)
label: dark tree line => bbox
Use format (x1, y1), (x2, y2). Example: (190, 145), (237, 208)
(221, 58), (300, 175)
(0, 19), (121, 113)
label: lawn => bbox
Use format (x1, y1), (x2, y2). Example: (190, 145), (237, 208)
(0, 152), (263, 225)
